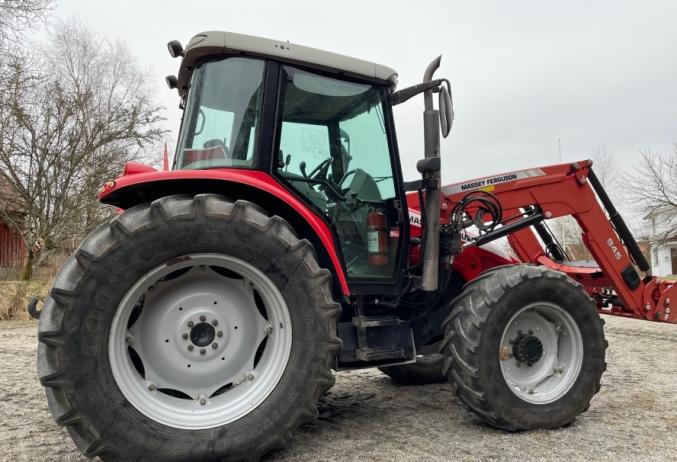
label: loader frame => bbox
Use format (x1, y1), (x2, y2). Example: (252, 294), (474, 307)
(439, 160), (675, 323)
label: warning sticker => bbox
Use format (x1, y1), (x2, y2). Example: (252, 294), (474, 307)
(367, 231), (379, 253)
(409, 209), (422, 227)
(441, 168), (545, 196)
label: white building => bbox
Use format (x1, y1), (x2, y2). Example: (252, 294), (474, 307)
(645, 212), (677, 277)
(650, 240), (677, 276)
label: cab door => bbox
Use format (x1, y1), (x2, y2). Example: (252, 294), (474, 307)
(273, 64), (408, 291)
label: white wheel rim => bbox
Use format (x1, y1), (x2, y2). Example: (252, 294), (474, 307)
(499, 302), (583, 404)
(109, 253), (292, 429)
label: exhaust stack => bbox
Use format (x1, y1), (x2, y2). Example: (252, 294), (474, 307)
(421, 56), (442, 292)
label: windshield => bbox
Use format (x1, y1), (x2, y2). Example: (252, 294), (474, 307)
(176, 58), (265, 169)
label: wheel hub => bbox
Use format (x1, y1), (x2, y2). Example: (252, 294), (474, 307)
(190, 322), (216, 347)
(512, 333), (543, 366)
(175, 308), (229, 361)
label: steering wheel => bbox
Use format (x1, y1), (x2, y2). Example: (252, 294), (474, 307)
(304, 157), (332, 180)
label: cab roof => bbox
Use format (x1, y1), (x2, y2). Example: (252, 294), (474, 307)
(176, 31), (398, 97)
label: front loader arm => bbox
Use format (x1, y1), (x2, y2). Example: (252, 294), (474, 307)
(442, 161), (676, 323)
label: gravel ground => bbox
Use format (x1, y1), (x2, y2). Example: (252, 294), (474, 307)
(0, 315), (675, 462)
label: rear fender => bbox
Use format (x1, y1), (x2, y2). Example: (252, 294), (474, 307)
(99, 169), (350, 296)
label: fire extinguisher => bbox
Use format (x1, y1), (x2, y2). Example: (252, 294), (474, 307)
(367, 209), (388, 266)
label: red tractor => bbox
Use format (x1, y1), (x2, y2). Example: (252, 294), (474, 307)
(36, 31), (675, 461)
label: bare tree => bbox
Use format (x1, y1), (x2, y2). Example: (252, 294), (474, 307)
(0, 20), (165, 279)
(0, 0), (52, 73)
(625, 148), (677, 243)
(0, 0), (51, 41)
(590, 145), (619, 194)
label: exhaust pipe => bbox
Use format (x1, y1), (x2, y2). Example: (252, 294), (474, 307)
(421, 56), (442, 292)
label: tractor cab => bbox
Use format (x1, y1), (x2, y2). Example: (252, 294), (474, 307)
(171, 32), (410, 284)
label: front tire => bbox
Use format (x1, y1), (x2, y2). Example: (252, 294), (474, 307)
(37, 195), (341, 461)
(441, 265), (607, 430)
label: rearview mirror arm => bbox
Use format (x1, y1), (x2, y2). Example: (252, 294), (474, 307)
(391, 79), (442, 105)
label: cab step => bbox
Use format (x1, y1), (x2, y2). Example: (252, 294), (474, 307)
(337, 316), (415, 367)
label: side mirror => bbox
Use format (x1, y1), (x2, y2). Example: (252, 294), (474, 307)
(165, 75), (178, 90)
(167, 40), (184, 58)
(339, 128), (351, 157)
(438, 85), (453, 138)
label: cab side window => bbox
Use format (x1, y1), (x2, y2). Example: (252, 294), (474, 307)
(276, 65), (401, 280)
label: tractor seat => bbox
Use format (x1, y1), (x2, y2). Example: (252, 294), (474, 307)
(181, 145), (227, 167)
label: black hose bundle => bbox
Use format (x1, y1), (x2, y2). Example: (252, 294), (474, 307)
(450, 190), (503, 237)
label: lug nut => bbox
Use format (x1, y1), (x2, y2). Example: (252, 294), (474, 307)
(212, 319), (218, 326)
(188, 345), (194, 351)
(247, 373), (255, 381)
(199, 315), (206, 322)
(182, 333), (189, 340)
(264, 325), (273, 335)
(148, 383), (156, 391)
(217, 331), (223, 337)
(211, 343), (218, 349)
(187, 321), (194, 328)
(200, 398), (207, 405)
(200, 348), (206, 355)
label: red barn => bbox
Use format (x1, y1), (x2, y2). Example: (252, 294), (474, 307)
(0, 220), (24, 267)
(0, 178), (25, 269)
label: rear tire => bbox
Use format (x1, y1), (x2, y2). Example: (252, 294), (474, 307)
(441, 265), (607, 430)
(37, 195), (341, 461)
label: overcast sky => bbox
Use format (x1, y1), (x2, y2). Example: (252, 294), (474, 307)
(53, 0), (677, 185)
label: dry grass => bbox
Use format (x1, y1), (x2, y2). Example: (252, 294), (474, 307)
(0, 279), (51, 321)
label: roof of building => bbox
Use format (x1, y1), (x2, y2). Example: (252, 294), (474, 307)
(176, 31), (398, 96)
(0, 175), (24, 215)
